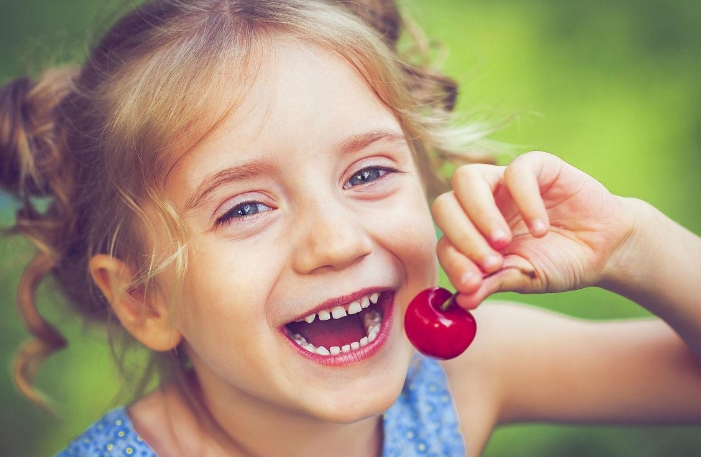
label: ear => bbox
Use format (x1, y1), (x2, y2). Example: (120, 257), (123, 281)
(89, 254), (182, 352)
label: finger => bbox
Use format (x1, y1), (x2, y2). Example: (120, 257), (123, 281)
(455, 262), (538, 309)
(432, 191), (503, 273)
(451, 164), (512, 248)
(436, 236), (483, 294)
(454, 281), (495, 310)
(504, 152), (551, 237)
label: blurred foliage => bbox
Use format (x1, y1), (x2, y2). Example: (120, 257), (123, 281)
(1, 0), (700, 456)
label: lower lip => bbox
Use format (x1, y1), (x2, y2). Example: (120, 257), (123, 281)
(282, 292), (395, 367)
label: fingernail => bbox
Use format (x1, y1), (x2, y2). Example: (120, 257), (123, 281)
(460, 271), (478, 290)
(491, 229), (507, 243)
(531, 219), (547, 234)
(460, 270), (474, 283)
(455, 293), (481, 310)
(483, 254), (501, 271)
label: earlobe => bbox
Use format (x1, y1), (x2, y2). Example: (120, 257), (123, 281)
(88, 254), (182, 352)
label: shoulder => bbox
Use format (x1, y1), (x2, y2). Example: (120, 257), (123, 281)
(53, 407), (156, 457)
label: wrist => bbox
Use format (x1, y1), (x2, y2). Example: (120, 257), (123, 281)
(598, 197), (656, 294)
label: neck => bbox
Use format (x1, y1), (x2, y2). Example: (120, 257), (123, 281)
(194, 373), (384, 457)
(215, 411), (383, 457)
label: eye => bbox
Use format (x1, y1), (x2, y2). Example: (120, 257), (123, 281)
(215, 201), (273, 227)
(343, 167), (395, 189)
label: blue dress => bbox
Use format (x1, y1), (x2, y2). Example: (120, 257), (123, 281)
(54, 355), (466, 456)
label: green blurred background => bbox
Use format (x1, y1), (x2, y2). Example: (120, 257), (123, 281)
(1, 0), (700, 455)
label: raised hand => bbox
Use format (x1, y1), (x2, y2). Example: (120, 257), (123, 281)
(432, 151), (634, 309)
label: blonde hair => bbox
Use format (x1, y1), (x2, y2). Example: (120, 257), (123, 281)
(0, 0), (493, 410)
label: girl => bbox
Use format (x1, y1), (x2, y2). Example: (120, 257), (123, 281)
(1, 0), (700, 456)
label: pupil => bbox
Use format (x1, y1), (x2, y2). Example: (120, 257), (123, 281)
(238, 203), (258, 216)
(354, 169), (379, 185)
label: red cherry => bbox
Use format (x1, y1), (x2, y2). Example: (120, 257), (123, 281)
(404, 287), (477, 360)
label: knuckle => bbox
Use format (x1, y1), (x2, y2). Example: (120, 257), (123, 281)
(503, 162), (518, 181)
(436, 245), (463, 278)
(513, 150), (550, 169)
(430, 192), (453, 218)
(451, 163), (502, 194)
(451, 164), (478, 187)
(504, 157), (531, 181)
(452, 231), (488, 258)
(436, 235), (450, 252)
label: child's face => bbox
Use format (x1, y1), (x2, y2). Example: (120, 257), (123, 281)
(162, 39), (437, 423)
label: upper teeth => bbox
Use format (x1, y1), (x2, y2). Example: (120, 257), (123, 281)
(297, 292), (379, 324)
(291, 309), (383, 356)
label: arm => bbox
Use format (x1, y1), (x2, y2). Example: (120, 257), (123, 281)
(432, 151), (701, 453)
(443, 303), (701, 457)
(432, 151), (701, 358)
(602, 198), (701, 361)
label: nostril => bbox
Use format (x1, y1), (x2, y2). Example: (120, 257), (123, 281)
(291, 209), (372, 273)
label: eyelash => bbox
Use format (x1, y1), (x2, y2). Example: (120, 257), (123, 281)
(343, 166), (399, 190)
(215, 201), (274, 227)
(213, 166), (400, 228)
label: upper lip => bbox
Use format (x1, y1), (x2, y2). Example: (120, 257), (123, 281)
(284, 287), (388, 325)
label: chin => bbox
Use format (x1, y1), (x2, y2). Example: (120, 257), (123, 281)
(309, 380), (405, 424)
(297, 339), (415, 424)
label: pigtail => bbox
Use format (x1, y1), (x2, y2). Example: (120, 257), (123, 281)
(339, 0), (402, 48)
(0, 68), (79, 411)
(341, 0), (496, 197)
(342, 0), (457, 110)
(14, 253), (65, 411)
(0, 0), (499, 417)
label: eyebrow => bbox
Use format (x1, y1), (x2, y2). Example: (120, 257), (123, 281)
(184, 158), (273, 211)
(336, 130), (406, 156)
(184, 130), (407, 211)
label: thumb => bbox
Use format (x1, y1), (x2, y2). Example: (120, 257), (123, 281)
(454, 260), (537, 309)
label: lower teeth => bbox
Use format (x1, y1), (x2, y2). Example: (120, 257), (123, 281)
(291, 310), (382, 356)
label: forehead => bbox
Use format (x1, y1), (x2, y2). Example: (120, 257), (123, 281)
(215, 38), (398, 144)
(166, 38), (403, 196)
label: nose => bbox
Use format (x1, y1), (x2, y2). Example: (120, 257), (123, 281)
(290, 195), (373, 274)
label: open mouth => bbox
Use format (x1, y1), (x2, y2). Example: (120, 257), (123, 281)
(284, 291), (391, 357)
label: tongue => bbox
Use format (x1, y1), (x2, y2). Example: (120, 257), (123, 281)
(287, 315), (365, 349)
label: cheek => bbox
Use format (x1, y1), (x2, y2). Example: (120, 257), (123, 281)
(378, 190), (438, 289)
(406, 214), (438, 286)
(172, 262), (280, 390)
(172, 244), (275, 348)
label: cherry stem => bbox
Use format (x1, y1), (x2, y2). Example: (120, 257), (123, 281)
(440, 291), (460, 311)
(440, 265), (536, 311)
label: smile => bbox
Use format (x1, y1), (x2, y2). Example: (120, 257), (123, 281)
(283, 290), (393, 363)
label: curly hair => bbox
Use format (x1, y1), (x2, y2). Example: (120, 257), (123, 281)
(0, 0), (493, 411)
